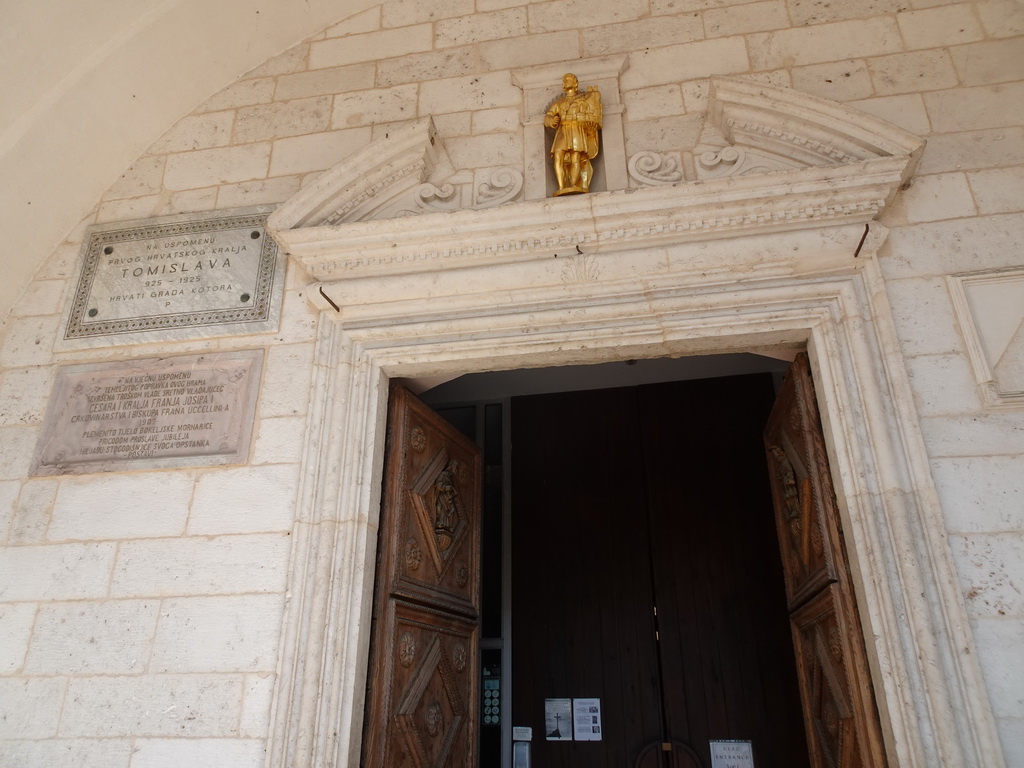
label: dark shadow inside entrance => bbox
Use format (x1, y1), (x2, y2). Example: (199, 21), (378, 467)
(418, 353), (808, 768)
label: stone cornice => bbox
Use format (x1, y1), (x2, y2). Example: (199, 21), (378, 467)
(267, 76), (924, 289)
(272, 154), (909, 283)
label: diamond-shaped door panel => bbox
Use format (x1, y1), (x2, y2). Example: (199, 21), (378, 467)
(766, 355), (887, 768)
(364, 386), (481, 768)
(764, 359), (842, 610)
(408, 448), (469, 574)
(388, 411), (480, 617)
(386, 602), (477, 768)
(791, 583), (876, 767)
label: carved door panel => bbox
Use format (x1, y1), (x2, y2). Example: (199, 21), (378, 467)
(764, 354), (887, 768)
(363, 385), (481, 768)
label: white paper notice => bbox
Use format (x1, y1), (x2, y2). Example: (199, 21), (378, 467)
(572, 698), (602, 741)
(544, 699), (572, 740)
(710, 739), (755, 768)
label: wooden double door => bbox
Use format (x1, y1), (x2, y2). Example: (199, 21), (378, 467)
(364, 358), (886, 768)
(511, 372), (808, 768)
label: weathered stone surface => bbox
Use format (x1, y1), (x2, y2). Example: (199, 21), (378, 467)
(0, 603), (36, 674)
(749, 17), (902, 69)
(149, 594), (284, 673)
(950, 38), (1024, 87)
(25, 600), (160, 674)
(791, 59), (874, 102)
(622, 38), (749, 89)
(270, 128), (372, 176)
(275, 63), (375, 101)
(897, 4), (985, 50)
(111, 533), (291, 597)
(0, 542), (115, 601)
(968, 166), (1024, 214)
(187, 464), (298, 535)
(705, 0), (789, 37)
(149, 112), (235, 154)
(901, 172), (977, 223)
(868, 50), (960, 95)
(130, 739), (266, 768)
(234, 97), (333, 144)
(309, 25), (433, 69)
(582, 15), (704, 57)
(60, 675), (244, 737)
(164, 144), (271, 190)
(925, 83), (1024, 132)
(49, 473), (192, 539)
(332, 83), (419, 127)
(436, 8), (528, 47)
(0, 678), (65, 738)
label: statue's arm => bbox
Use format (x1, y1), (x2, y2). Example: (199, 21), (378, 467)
(588, 88), (603, 127)
(544, 103), (561, 130)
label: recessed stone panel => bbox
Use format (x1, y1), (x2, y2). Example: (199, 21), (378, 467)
(59, 208), (284, 348)
(31, 350), (263, 475)
(949, 268), (1024, 406)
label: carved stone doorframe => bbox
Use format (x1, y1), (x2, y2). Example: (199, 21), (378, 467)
(263, 78), (1006, 768)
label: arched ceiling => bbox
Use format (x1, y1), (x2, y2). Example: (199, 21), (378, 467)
(0, 0), (374, 324)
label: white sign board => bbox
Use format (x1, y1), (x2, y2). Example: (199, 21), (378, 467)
(710, 739), (755, 768)
(543, 699), (572, 740)
(572, 698), (602, 741)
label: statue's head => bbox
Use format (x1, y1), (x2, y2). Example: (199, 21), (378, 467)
(562, 73), (579, 92)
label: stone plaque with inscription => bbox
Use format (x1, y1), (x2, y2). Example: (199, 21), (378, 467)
(59, 207), (284, 348)
(32, 350), (263, 475)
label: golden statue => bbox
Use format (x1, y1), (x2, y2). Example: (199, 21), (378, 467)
(545, 73), (602, 196)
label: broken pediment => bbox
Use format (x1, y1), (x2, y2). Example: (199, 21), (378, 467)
(268, 117), (524, 232)
(267, 75), (924, 286)
(691, 77), (925, 180)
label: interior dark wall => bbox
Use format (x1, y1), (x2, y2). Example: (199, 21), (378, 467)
(510, 374), (809, 768)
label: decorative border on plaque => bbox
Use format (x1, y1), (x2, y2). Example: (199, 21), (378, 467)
(31, 349), (264, 475)
(948, 267), (1024, 408)
(59, 207), (284, 348)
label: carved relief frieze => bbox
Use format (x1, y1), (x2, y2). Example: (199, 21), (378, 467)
(371, 169), (526, 220)
(560, 253), (601, 285)
(725, 119), (859, 166)
(695, 145), (803, 180)
(627, 151), (684, 186)
(475, 167), (525, 208)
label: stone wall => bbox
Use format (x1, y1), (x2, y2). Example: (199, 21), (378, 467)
(0, 1), (1021, 766)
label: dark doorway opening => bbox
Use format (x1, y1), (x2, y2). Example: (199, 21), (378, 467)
(419, 354), (808, 768)
(510, 374), (807, 768)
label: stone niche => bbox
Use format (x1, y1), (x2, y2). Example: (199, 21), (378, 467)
(263, 74), (1005, 768)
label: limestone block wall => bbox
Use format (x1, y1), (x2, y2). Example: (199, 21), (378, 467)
(0, 1), (1021, 766)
